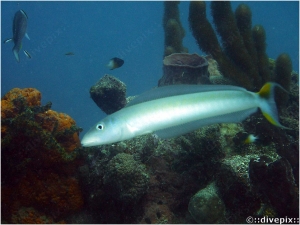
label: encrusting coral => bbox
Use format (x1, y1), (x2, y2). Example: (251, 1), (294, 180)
(1, 87), (83, 223)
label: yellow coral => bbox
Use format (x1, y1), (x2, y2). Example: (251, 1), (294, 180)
(1, 88), (83, 223)
(35, 109), (81, 152)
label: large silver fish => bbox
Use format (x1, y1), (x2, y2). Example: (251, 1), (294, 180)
(81, 82), (287, 147)
(4, 10), (30, 62)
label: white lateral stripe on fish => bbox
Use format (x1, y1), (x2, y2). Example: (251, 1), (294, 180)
(81, 82), (288, 147)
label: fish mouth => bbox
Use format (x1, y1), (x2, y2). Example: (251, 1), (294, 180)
(81, 136), (100, 147)
(81, 140), (96, 147)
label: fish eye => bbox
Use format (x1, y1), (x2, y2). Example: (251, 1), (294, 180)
(96, 124), (104, 130)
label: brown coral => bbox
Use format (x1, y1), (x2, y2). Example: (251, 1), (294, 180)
(35, 109), (81, 152)
(16, 172), (83, 215)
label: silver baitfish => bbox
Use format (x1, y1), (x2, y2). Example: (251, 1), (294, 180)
(4, 9), (30, 62)
(81, 82), (288, 147)
(23, 50), (31, 59)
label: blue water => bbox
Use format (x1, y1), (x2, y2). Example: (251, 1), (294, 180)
(1, 1), (299, 138)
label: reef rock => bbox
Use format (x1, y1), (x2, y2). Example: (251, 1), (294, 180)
(188, 182), (226, 223)
(103, 153), (149, 203)
(249, 156), (299, 217)
(215, 162), (261, 223)
(90, 74), (127, 114)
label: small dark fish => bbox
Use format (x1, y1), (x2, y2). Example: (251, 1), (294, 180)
(23, 50), (31, 59)
(65, 52), (75, 56)
(4, 10), (29, 62)
(107, 57), (124, 70)
(243, 134), (258, 144)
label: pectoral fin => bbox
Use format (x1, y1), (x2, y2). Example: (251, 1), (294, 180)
(25, 33), (30, 40)
(4, 38), (13, 44)
(14, 49), (20, 63)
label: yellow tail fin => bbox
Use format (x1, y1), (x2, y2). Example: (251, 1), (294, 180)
(257, 82), (289, 129)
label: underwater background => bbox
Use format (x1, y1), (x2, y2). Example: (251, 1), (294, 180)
(1, 1), (299, 224)
(1, 1), (299, 136)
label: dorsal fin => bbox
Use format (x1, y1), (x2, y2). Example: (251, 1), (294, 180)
(126, 84), (246, 107)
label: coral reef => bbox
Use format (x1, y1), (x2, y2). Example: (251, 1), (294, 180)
(206, 56), (236, 85)
(1, 87), (83, 223)
(90, 74), (127, 114)
(79, 68), (297, 225)
(211, 2), (261, 87)
(215, 163), (261, 223)
(1, 88), (81, 167)
(242, 75), (299, 185)
(78, 97), (298, 223)
(158, 53), (234, 87)
(103, 153), (149, 203)
(188, 182), (226, 223)
(76, 3), (297, 223)
(188, 1), (292, 91)
(138, 154), (202, 224)
(188, 1), (252, 90)
(140, 201), (174, 224)
(16, 172), (84, 216)
(76, 146), (151, 223)
(249, 157), (299, 217)
(158, 53), (210, 86)
(77, 132), (207, 223)
(1, 3), (298, 224)
(11, 207), (59, 224)
(163, 2), (187, 57)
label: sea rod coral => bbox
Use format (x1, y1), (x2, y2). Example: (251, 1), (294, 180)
(188, 1), (293, 94)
